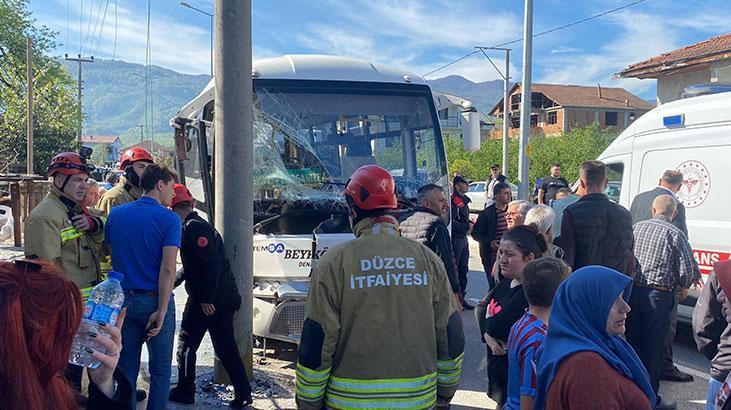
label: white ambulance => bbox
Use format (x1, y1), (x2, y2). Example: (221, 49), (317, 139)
(596, 86), (731, 321)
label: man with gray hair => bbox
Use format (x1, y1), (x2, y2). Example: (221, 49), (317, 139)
(506, 200), (531, 230)
(626, 195), (700, 410)
(524, 204), (563, 259)
(401, 184), (462, 308)
(629, 169), (692, 383)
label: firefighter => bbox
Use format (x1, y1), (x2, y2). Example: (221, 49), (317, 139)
(295, 165), (465, 410)
(167, 184), (252, 409)
(97, 147), (154, 216)
(23, 152), (104, 399)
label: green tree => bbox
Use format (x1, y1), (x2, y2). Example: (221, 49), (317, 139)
(445, 124), (617, 189)
(0, 0), (78, 174)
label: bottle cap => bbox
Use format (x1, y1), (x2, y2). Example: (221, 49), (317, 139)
(108, 271), (125, 281)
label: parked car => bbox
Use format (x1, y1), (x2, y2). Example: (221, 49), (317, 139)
(465, 181), (518, 212)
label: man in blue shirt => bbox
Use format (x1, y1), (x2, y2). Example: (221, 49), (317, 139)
(105, 164), (180, 410)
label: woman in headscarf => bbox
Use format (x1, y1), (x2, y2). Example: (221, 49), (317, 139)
(534, 265), (656, 409)
(0, 259), (132, 410)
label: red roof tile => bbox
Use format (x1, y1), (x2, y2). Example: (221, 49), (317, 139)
(81, 135), (119, 144)
(617, 33), (731, 78)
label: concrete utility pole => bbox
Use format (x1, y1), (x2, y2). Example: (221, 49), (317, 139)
(26, 38), (34, 175)
(518, 0), (533, 199)
(214, 0), (253, 382)
(65, 53), (94, 148)
(502, 50), (510, 178)
(475, 46), (511, 179)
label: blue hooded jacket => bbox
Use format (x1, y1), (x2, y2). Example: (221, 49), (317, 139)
(534, 265), (656, 409)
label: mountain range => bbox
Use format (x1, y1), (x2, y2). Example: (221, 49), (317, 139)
(66, 59), (504, 148)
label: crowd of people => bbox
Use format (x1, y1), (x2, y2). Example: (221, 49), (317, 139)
(1, 147), (251, 410)
(3, 145), (731, 410)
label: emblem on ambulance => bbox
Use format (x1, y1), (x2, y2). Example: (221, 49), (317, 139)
(675, 160), (710, 208)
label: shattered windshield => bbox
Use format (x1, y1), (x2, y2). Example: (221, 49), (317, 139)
(252, 80), (448, 209)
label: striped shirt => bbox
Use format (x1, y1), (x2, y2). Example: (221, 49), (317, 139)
(494, 207), (508, 249)
(633, 215), (701, 289)
(505, 311), (547, 410)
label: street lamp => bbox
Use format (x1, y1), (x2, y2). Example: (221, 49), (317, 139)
(179, 1), (213, 77)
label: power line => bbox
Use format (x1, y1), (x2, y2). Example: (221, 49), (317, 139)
(422, 0), (650, 78)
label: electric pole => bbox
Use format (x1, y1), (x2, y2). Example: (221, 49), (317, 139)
(518, 0), (533, 199)
(476, 46), (511, 179)
(136, 123), (145, 144)
(65, 53), (94, 148)
(26, 38), (34, 175)
(214, 0), (253, 382)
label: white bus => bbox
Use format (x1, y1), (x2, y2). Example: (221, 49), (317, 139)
(171, 54), (479, 343)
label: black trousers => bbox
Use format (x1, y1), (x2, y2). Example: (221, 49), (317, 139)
(453, 237), (470, 297)
(176, 300), (251, 399)
(626, 284), (674, 394)
(482, 253), (497, 291)
(662, 295), (679, 374)
(486, 348), (508, 407)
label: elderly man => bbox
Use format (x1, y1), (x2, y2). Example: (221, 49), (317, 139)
(524, 204), (563, 259)
(483, 199), (532, 285)
(561, 161), (634, 275)
(472, 182), (511, 290)
(401, 184), (462, 308)
(83, 178), (101, 208)
(626, 195), (700, 410)
(630, 170), (692, 383)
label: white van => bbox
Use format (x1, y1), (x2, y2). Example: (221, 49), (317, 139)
(596, 89), (731, 321)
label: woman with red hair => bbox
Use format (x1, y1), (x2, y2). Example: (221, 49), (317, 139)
(0, 259), (132, 410)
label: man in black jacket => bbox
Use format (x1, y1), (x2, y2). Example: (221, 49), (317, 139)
(472, 182), (511, 290)
(451, 175), (474, 309)
(401, 184), (462, 308)
(561, 161), (635, 275)
(167, 184), (252, 409)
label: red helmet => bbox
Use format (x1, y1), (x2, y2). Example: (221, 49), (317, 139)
(119, 147), (154, 170)
(170, 183), (194, 208)
(48, 152), (94, 177)
(344, 165), (398, 211)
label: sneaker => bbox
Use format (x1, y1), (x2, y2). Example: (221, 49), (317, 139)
(229, 396), (254, 409)
(168, 387), (195, 405)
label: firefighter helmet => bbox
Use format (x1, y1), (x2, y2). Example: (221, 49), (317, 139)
(344, 165), (397, 211)
(119, 147), (154, 170)
(48, 152), (94, 177)
(170, 183), (194, 208)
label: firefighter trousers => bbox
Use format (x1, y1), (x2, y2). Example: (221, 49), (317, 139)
(175, 299), (251, 399)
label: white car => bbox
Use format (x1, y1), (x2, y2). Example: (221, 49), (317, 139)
(465, 181), (518, 212)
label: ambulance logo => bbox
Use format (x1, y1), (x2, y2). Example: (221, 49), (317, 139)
(675, 160), (710, 208)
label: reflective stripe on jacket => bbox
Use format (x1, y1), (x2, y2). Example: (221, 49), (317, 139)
(295, 215), (465, 410)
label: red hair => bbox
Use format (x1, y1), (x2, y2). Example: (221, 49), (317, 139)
(0, 260), (83, 410)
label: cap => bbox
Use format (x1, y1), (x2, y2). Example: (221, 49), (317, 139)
(453, 175), (469, 186)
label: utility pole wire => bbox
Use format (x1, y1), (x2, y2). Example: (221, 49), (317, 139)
(422, 0), (650, 78)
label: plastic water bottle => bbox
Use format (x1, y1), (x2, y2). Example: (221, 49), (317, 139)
(68, 271), (125, 369)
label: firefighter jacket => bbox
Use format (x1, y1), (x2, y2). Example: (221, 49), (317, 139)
(295, 215), (465, 410)
(179, 212), (241, 310)
(96, 176), (142, 216)
(24, 186), (104, 299)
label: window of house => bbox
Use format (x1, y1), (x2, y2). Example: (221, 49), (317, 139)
(547, 111), (557, 125)
(511, 94), (521, 111)
(511, 116), (521, 128)
(438, 108), (449, 120)
(530, 114), (538, 127)
(605, 111), (618, 126)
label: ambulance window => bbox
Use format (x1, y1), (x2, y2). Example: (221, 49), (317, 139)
(605, 163), (624, 203)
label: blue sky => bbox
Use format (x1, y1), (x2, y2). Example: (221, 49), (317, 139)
(30, 0), (731, 99)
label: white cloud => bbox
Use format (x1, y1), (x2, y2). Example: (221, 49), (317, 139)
(538, 11), (679, 95)
(551, 46), (581, 54)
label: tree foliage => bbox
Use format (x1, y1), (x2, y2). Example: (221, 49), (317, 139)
(0, 0), (78, 174)
(445, 124), (617, 188)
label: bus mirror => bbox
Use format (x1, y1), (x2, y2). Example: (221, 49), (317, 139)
(461, 108), (480, 152)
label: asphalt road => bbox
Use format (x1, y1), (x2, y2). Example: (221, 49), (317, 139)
(450, 240), (712, 410)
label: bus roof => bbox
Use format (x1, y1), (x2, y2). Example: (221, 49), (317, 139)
(174, 54), (428, 120)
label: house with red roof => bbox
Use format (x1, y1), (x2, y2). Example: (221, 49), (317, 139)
(80, 135), (121, 164)
(488, 83), (653, 137)
(616, 33), (731, 104)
